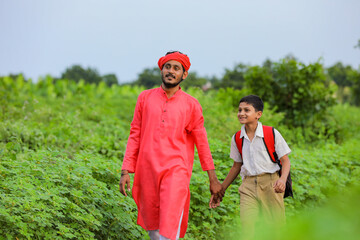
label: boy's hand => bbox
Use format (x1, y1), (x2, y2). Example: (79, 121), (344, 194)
(273, 178), (286, 193)
(209, 194), (221, 208)
(209, 179), (224, 201)
(209, 185), (226, 209)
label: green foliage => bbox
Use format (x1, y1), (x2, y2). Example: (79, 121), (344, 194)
(131, 67), (210, 90)
(327, 62), (354, 87)
(182, 72), (208, 90)
(221, 64), (248, 90)
(102, 74), (119, 86)
(0, 150), (143, 239)
(132, 67), (161, 89)
(61, 65), (103, 84)
(327, 62), (355, 103)
(1, 77), (360, 239)
(244, 65), (274, 103)
(349, 69), (360, 106)
(60, 65), (119, 86)
(355, 39), (360, 49)
(0, 76), (146, 239)
(220, 184), (360, 240)
(243, 59), (337, 145)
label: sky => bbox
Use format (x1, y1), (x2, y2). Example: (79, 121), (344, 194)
(1, 0), (359, 83)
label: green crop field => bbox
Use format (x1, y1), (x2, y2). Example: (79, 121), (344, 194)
(1, 76), (360, 239)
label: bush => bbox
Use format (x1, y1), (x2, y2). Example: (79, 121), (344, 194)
(1, 77), (359, 239)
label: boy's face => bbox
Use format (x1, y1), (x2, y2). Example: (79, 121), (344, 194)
(237, 102), (262, 125)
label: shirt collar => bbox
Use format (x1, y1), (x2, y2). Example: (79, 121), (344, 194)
(240, 122), (263, 140)
(159, 86), (182, 98)
(255, 122), (264, 138)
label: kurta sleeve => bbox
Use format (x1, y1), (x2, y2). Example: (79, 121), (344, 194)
(121, 93), (143, 173)
(188, 100), (215, 171)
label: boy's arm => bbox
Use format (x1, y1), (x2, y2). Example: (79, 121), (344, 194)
(209, 162), (241, 208)
(273, 154), (290, 193)
(222, 162), (242, 191)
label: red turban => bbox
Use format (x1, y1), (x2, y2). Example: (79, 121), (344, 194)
(158, 52), (191, 71)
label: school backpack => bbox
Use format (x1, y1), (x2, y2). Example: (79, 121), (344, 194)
(234, 125), (293, 198)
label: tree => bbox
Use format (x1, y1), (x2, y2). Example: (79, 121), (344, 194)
(244, 58), (336, 129)
(354, 39), (360, 49)
(102, 74), (118, 86)
(221, 63), (248, 89)
(327, 62), (353, 87)
(349, 68), (360, 106)
(61, 65), (102, 84)
(244, 65), (274, 105)
(181, 72), (208, 90)
(209, 76), (222, 89)
(132, 67), (161, 89)
(327, 62), (355, 103)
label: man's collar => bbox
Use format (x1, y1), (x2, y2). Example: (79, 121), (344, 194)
(159, 85), (182, 97)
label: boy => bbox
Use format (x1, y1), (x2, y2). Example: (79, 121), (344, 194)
(211, 95), (291, 237)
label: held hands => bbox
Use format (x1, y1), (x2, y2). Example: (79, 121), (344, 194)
(119, 171), (131, 196)
(209, 194), (221, 208)
(273, 178), (286, 193)
(209, 183), (225, 209)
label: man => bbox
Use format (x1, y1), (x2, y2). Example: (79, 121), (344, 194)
(119, 51), (223, 240)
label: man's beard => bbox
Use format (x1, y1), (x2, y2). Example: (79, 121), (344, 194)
(161, 72), (184, 88)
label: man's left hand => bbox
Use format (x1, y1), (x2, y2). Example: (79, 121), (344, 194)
(210, 179), (224, 201)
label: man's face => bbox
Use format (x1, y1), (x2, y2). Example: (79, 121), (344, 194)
(161, 60), (188, 89)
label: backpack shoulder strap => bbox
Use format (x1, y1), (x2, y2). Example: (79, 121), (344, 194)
(234, 130), (244, 159)
(262, 125), (280, 165)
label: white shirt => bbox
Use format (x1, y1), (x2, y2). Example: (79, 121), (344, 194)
(230, 122), (291, 179)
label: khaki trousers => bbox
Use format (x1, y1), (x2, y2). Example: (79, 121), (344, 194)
(239, 172), (285, 238)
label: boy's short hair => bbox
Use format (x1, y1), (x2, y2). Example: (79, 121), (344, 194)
(239, 95), (264, 112)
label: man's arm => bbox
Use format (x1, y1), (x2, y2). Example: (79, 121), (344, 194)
(189, 101), (224, 202)
(119, 93), (143, 196)
(121, 97), (143, 173)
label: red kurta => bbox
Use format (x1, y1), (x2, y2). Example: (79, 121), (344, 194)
(121, 87), (214, 240)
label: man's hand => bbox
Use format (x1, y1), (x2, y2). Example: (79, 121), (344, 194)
(273, 178), (286, 193)
(119, 170), (131, 196)
(209, 194), (221, 208)
(210, 179), (224, 199)
(207, 169), (225, 201)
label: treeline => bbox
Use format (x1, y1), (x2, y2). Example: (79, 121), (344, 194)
(3, 57), (360, 144)
(5, 57), (360, 106)
(6, 65), (119, 87)
(132, 58), (360, 107)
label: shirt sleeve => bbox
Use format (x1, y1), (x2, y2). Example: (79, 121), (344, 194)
(230, 134), (242, 163)
(188, 100), (215, 171)
(274, 128), (291, 159)
(121, 93), (143, 173)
